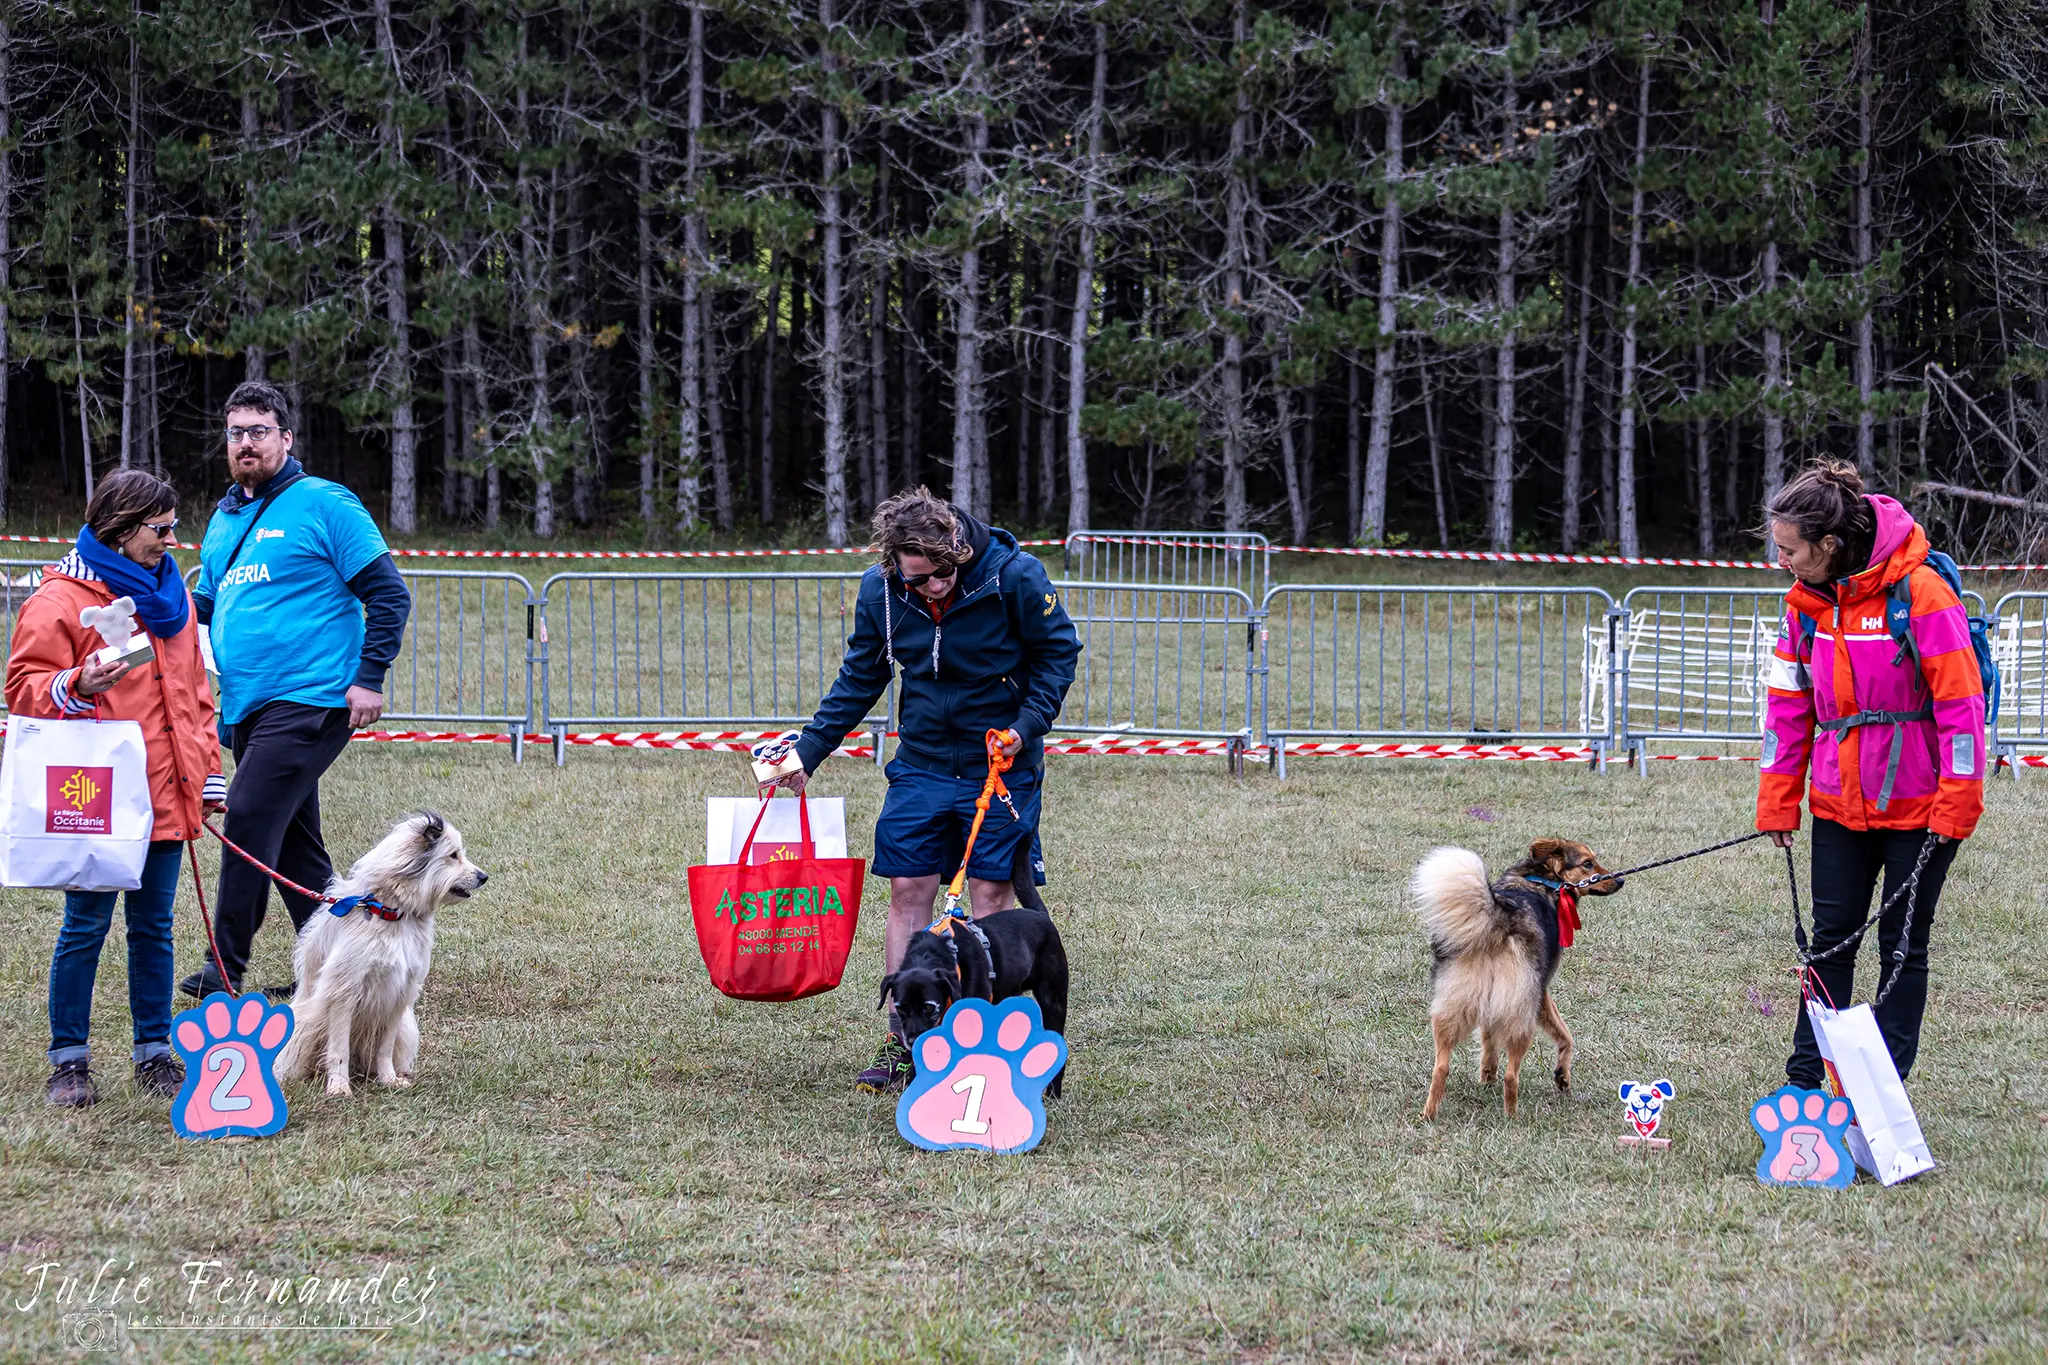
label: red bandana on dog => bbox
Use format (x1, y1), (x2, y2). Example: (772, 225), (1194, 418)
(1557, 888), (1580, 948)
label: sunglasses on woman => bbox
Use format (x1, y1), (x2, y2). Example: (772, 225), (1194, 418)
(897, 562), (960, 589)
(895, 546), (964, 588)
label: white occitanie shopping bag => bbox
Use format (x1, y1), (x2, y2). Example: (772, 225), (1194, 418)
(705, 796), (847, 866)
(0, 715), (154, 890)
(1806, 997), (1937, 1185)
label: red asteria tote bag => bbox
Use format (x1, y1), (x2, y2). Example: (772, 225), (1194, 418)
(687, 794), (865, 1002)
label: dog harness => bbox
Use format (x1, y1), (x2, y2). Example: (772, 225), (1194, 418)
(1521, 876), (1580, 949)
(926, 903), (994, 980)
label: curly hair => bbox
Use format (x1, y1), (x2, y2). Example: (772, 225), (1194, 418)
(870, 486), (963, 569)
(1764, 459), (1876, 580)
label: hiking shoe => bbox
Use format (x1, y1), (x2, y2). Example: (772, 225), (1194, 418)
(47, 1060), (98, 1108)
(134, 1054), (186, 1098)
(263, 980), (297, 1003)
(178, 965), (239, 999)
(855, 1035), (914, 1093)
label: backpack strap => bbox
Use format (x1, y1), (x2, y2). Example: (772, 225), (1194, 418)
(1886, 574), (1919, 670)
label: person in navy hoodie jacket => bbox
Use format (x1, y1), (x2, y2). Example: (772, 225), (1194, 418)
(765, 487), (1080, 1092)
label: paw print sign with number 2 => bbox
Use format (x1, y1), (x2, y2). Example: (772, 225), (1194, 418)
(1750, 1086), (1856, 1189)
(170, 993), (293, 1141)
(897, 996), (1067, 1154)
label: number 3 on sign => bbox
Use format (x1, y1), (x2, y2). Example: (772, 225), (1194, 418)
(950, 1073), (991, 1134)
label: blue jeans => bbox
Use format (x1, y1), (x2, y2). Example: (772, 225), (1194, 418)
(48, 841), (185, 1067)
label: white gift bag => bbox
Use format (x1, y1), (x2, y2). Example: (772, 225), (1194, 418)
(1806, 997), (1937, 1185)
(705, 796), (847, 866)
(0, 715), (155, 890)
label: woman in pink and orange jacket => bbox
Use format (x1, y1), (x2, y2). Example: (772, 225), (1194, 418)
(1756, 461), (1984, 1091)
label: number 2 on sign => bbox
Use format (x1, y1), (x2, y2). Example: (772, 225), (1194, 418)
(207, 1047), (252, 1113)
(950, 1073), (990, 1134)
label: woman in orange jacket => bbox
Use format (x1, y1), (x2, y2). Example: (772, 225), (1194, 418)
(5, 470), (225, 1108)
(1756, 461), (1984, 1091)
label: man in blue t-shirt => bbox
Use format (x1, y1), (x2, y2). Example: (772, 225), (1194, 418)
(178, 381), (412, 999)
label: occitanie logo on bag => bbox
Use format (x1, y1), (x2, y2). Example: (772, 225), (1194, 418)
(46, 766), (115, 834)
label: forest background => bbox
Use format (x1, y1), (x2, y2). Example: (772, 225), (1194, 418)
(0, 0), (2043, 559)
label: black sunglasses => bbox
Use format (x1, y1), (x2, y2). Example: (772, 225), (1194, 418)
(897, 564), (960, 590)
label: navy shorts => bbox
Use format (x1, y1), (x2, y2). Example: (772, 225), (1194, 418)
(871, 759), (1044, 884)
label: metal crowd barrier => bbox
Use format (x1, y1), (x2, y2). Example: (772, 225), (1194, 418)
(1064, 530), (1270, 600)
(383, 570), (539, 759)
(537, 571), (894, 766)
(0, 559), (49, 678)
(1993, 591), (2048, 776)
(1258, 585), (1617, 778)
(1617, 585), (1995, 770)
(1052, 581), (1260, 768)
(0, 546), (2024, 779)
(1615, 586), (1782, 765)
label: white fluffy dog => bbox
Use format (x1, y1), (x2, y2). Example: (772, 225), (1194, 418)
(276, 811), (487, 1095)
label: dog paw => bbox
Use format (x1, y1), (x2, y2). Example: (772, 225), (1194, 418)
(326, 1076), (353, 1096)
(1750, 1086), (1856, 1188)
(896, 997), (1067, 1154)
(379, 1074), (413, 1088)
(170, 992), (293, 1140)
(1554, 1064), (1571, 1094)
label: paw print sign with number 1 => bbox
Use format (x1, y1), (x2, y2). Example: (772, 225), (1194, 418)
(897, 996), (1066, 1154)
(170, 992), (293, 1140)
(1750, 1085), (1856, 1189)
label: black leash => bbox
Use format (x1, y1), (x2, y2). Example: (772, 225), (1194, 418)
(1788, 830), (1938, 1010)
(1562, 829), (1772, 889)
(1560, 825), (1938, 1011)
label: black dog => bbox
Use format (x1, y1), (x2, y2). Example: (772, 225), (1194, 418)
(880, 839), (1070, 1095)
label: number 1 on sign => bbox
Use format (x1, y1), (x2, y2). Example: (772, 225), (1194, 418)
(950, 1073), (990, 1134)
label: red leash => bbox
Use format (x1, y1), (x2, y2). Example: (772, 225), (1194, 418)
(185, 839), (239, 999)
(204, 818), (341, 906)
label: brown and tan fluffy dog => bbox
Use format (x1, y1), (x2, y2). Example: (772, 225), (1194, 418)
(1411, 839), (1623, 1120)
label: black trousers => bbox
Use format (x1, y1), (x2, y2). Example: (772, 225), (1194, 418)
(1787, 817), (1960, 1090)
(207, 701), (355, 982)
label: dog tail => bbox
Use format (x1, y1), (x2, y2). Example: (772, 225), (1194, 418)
(1410, 846), (1504, 956)
(1013, 822), (1048, 915)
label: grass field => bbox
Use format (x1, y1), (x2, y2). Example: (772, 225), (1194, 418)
(1, 745), (2044, 1363)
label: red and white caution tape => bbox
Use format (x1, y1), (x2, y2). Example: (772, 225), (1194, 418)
(1267, 740), (1600, 761)
(1069, 533), (2046, 574)
(0, 534), (1061, 561)
(5, 527), (2041, 571)
(341, 728), (1813, 764)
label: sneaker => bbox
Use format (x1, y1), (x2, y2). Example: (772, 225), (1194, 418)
(178, 965), (239, 999)
(134, 1054), (186, 1098)
(263, 980), (297, 1003)
(47, 1060), (98, 1108)
(855, 1034), (914, 1093)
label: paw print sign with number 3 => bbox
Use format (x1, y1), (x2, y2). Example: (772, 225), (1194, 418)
(1750, 1085), (1856, 1189)
(896, 996), (1066, 1154)
(170, 992), (293, 1141)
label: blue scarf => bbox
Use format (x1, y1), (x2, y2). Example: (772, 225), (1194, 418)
(74, 526), (191, 639)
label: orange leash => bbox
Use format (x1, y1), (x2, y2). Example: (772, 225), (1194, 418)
(935, 729), (1020, 924)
